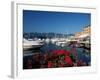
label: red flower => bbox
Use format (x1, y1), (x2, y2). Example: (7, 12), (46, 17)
(64, 50), (70, 56)
(48, 61), (53, 68)
(48, 49), (74, 67)
(65, 56), (73, 66)
(52, 49), (71, 56)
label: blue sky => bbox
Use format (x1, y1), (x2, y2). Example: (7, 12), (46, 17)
(23, 10), (91, 34)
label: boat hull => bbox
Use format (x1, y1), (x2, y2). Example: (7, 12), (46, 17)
(23, 45), (43, 50)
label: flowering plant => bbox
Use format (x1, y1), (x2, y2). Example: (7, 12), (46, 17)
(47, 49), (75, 68)
(24, 49), (90, 69)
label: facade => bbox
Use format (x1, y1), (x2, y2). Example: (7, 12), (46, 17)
(74, 25), (91, 43)
(75, 25), (91, 38)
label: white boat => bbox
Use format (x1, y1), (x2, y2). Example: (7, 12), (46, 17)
(55, 39), (68, 47)
(51, 38), (59, 44)
(45, 38), (51, 43)
(23, 38), (44, 50)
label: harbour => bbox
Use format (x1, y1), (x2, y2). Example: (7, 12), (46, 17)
(23, 10), (91, 69)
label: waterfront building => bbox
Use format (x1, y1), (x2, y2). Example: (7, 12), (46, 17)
(75, 25), (90, 38)
(74, 25), (91, 43)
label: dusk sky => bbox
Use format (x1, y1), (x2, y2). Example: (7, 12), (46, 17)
(23, 10), (91, 34)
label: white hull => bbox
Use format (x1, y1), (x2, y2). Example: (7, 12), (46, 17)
(23, 38), (44, 50)
(23, 45), (42, 50)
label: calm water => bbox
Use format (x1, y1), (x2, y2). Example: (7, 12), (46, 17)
(23, 42), (91, 64)
(23, 42), (91, 69)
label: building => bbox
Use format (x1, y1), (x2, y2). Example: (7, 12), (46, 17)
(74, 25), (91, 43)
(75, 25), (90, 38)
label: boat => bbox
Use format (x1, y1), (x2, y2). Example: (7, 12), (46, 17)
(23, 38), (44, 50)
(55, 39), (68, 47)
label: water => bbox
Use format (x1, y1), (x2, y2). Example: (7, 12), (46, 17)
(23, 42), (91, 69)
(24, 42), (90, 61)
(23, 43), (62, 56)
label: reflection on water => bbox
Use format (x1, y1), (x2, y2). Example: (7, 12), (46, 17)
(23, 43), (61, 56)
(23, 42), (91, 69)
